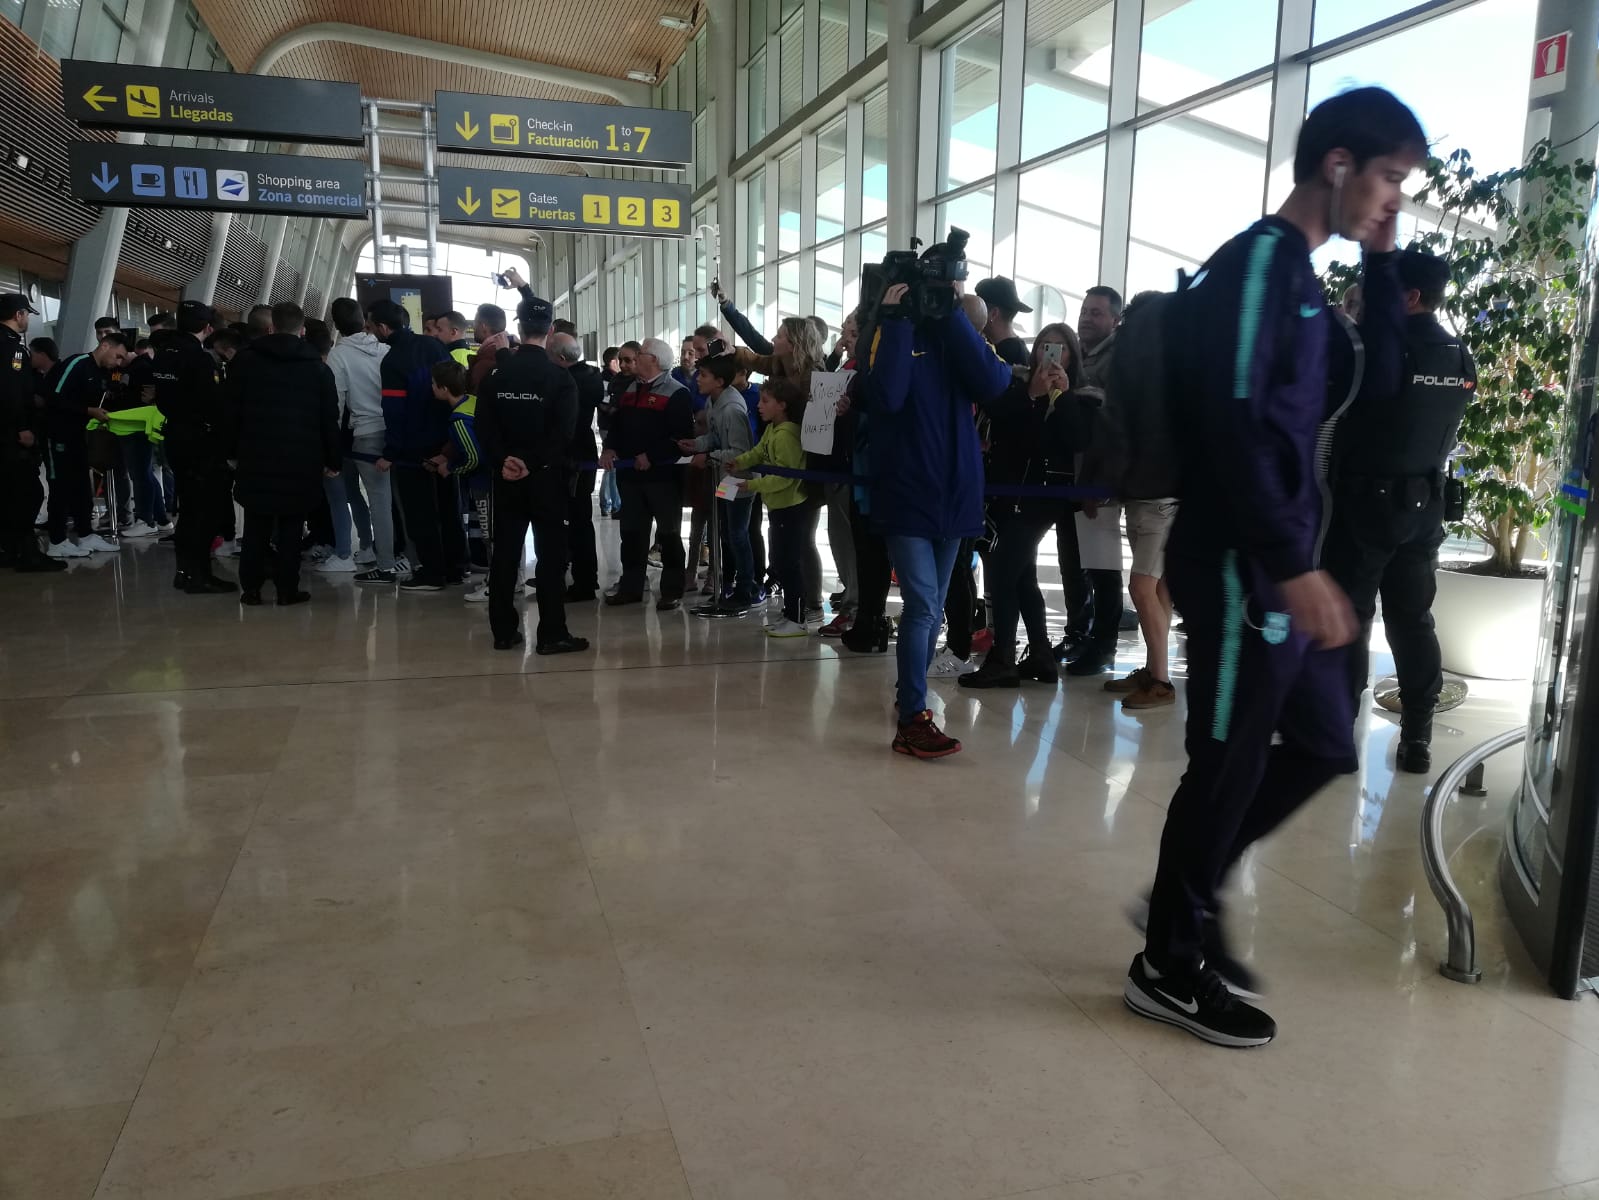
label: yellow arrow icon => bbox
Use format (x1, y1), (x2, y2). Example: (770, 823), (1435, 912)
(455, 112), (480, 140)
(82, 85), (115, 112)
(456, 187), (481, 216)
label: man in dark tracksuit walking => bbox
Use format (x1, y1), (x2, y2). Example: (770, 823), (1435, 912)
(476, 296), (587, 656)
(0, 292), (60, 572)
(1124, 88), (1427, 1049)
(600, 337), (694, 611)
(548, 331), (605, 601)
(153, 301), (236, 594)
(1324, 248), (1475, 775)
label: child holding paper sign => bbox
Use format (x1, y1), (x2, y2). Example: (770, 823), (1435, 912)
(678, 354), (757, 611)
(727, 377), (809, 637)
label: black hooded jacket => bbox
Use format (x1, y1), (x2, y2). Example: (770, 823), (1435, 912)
(224, 333), (341, 514)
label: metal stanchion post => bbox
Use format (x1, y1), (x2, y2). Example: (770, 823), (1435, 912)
(696, 465), (731, 618)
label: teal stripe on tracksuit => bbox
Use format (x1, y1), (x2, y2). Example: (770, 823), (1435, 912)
(1234, 226), (1282, 399)
(1212, 226), (1281, 741)
(1213, 549), (1245, 741)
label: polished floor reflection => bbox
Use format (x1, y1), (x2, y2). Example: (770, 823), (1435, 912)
(3, 522), (1598, 1200)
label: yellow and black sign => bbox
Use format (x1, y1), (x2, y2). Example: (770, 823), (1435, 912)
(438, 166), (690, 238)
(62, 60), (363, 144)
(435, 92), (692, 169)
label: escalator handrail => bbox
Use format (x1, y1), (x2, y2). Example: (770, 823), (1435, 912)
(1422, 725), (1527, 984)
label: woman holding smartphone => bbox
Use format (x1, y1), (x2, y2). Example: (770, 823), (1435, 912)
(960, 322), (1096, 688)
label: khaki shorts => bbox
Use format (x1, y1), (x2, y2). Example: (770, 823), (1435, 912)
(1126, 499), (1177, 579)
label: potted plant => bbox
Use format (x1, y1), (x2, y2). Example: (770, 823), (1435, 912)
(1327, 141), (1593, 678)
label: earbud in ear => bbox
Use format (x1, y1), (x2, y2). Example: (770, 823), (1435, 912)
(1334, 164), (1347, 187)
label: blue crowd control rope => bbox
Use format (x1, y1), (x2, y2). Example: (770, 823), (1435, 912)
(345, 449), (1115, 501)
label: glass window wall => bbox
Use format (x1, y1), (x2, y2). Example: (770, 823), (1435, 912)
(1021, 0), (1112, 163)
(938, 13), (1004, 195)
(1140, 0), (1276, 108)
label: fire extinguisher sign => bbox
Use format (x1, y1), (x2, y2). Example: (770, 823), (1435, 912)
(1531, 30), (1571, 99)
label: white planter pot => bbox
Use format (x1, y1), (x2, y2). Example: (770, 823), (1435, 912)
(1432, 565), (1543, 680)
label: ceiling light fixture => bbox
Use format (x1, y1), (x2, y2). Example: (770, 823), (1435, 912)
(626, 69), (658, 83)
(658, 14), (692, 30)
(161, 237), (173, 249)
(12, 151), (28, 171)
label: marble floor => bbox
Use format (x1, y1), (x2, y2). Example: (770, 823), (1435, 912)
(3, 520), (1598, 1200)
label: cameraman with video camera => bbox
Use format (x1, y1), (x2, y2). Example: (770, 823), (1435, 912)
(861, 228), (1013, 759)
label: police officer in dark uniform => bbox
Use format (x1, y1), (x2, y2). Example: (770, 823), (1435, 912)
(1325, 247), (1476, 773)
(153, 300), (237, 594)
(0, 291), (61, 572)
(548, 331), (605, 601)
(475, 295), (588, 656)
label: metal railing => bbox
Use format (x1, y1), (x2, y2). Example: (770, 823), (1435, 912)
(1422, 725), (1527, 984)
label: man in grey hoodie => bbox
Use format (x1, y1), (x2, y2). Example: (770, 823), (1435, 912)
(328, 298), (397, 582)
(678, 353), (757, 612)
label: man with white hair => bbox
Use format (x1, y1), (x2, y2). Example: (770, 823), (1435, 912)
(599, 335), (694, 609)
(548, 331), (604, 601)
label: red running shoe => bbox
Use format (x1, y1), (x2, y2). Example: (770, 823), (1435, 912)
(892, 710), (962, 759)
(818, 613), (854, 638)
(970, 628), (994, 655)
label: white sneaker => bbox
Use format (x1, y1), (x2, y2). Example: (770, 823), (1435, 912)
(155, 522), (175, 534)
(926, 650), (975, 677)
(122, 520), (159, 538)
(765, 618), (810, 638)
(47, 539), (91, 559)
(78, 533), (119, 553)
(394, 555), (413, 577)
(317, 554), (357, 574)
(215, 539), (240, 557)
(354, 546), (377, 566)
(464, 582), (490, 603)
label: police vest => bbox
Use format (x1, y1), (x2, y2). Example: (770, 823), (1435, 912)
(1342, 332), (1475, 479)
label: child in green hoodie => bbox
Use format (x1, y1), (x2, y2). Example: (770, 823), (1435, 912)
(730, 376), (809, 637)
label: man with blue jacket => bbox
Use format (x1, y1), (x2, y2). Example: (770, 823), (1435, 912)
(369, 299), (460, 592)
(864, 230), (1012, 760)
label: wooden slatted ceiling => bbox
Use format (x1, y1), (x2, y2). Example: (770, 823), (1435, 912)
(192, 0), (696, 90)
(269, 44), (609, 106)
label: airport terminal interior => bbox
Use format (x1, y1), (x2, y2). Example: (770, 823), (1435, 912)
(6, 0), (1599, 1197)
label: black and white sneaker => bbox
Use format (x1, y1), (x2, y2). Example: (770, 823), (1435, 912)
(1201, 918), (1265, 999)
(1123, 954), (1275, 1048)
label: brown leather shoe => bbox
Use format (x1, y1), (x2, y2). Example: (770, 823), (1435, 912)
(1105, 667), (1153, 695)
(1122, 679), (1177, 710)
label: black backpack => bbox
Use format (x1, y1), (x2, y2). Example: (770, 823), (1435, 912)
(1078, 275), (1199, 500)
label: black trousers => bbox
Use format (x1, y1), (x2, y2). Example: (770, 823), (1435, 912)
(566, 468), (598, 592)
(797, 499), (822, 609)
(240, 511), (304, 595)
(1144, 552), (1357, 974)
(749, 495), (767, 581)
(394, 467), (466, 586)
(1055, 511), (1122, 648)
(768, 504), (809, 623)
(46, 438), (93, 544)
(942, 538), (979, 658)
(167, 437), (231, 576)
(849, 501), (893, 622)
(2, 455), (41, 558)
(1323, 485), (1447, 724)
(490, 474), (569, 644)
(617, 473), (685, 599)
(989, 507), (1057, 661)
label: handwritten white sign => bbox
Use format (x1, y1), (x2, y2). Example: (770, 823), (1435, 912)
(802, 369), (854, 455)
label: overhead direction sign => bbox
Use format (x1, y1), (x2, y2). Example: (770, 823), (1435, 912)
(69, 143), (368, 218)
(434, 92), (692, 168)
(62, 59), (364, 143)
(437, 166), (690, 238)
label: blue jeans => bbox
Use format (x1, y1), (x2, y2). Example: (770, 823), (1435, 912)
(885, 534), (961, 721)
(339, 458), (373, 551)
(323, 474), (353, 558)
(600, 468), (621, 513)
(122, 435), (168, 525)
(718, 494), (754, 600)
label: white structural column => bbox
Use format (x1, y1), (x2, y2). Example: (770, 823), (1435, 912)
(709, 0), (739, 322)
(182, 211), (234, 303)
(1096, 0), (1142, 296)
(1262, 0), (1313, 215)
(56, 0), (179, 351)
(989, 0), (1027, 281)
(294, 219), (327, 307)
(1528, 0), (1599, 166)
(884, 0), (920, 248)
(255, 215), (291, 305)
(310, 220), (349, 317)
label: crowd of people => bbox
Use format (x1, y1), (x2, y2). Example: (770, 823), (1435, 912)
(0, 85), (1479, 1051)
